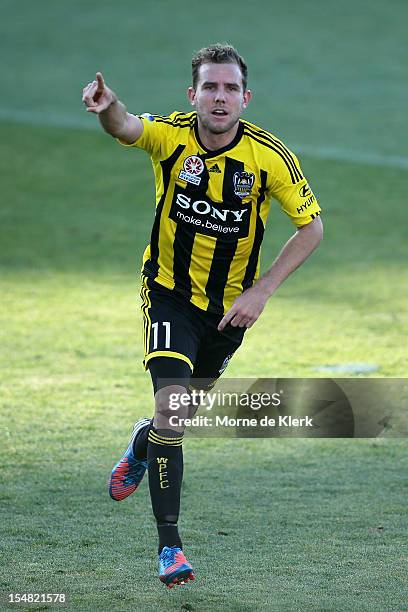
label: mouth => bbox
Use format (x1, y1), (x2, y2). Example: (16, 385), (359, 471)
(211, 109), (228, 117)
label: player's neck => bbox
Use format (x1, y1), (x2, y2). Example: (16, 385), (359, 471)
(197, 120), (239, 151)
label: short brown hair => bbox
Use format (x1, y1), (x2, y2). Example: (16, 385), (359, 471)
(192, 43), (248, 91)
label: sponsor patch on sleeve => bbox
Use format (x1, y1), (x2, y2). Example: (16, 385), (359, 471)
(140, 113), (155, 122)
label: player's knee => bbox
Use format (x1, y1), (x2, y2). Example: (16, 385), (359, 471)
(186, 380), (216, 419)
(189, 378), (217, 394)
(154, 384), (189, 432)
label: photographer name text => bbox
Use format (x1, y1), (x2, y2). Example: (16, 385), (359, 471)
(169, 415), (314, 428)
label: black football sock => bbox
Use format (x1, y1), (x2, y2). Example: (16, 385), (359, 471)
(133, 419), (153, 460)
(147, 427), (184, 554)
(157, 523), (182, 554)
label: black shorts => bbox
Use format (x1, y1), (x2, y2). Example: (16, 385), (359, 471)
(140, 275), (246, 392)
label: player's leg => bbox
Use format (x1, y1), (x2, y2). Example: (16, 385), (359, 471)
(148, 316), (245, 587)
(147, 358), (195, 586)
(147, 357), (190, 554)
(140, 279), (203, 586)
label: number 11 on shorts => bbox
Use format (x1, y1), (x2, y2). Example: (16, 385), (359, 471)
(151, 321), (171, 349)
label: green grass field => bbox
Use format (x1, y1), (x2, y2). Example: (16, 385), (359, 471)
(1, 1), (407, 610)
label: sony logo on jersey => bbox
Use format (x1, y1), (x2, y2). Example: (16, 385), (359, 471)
(176, 193), (248, 222)
(169, 185), (251, 241)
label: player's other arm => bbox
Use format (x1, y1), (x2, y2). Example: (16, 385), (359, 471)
(254, 215), (323, 297)
(218, 217), (323, 330)
(82, 72), (143, 144)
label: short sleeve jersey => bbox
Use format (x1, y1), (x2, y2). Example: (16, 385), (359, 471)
(119, 111), (321, 314)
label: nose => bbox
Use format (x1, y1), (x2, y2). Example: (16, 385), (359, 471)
(214, 87), (226, 103)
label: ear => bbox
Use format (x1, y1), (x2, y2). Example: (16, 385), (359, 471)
(242, 89), (252, 109)
(187, 86), (196, 106)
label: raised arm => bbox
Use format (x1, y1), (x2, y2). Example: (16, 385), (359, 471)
(82, 72), (143, 144)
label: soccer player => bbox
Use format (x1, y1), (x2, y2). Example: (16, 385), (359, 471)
(82, 43), (323, 588)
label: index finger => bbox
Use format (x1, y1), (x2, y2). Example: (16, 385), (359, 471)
(96, 72), (105, 92)
(217, 308), (235, 332)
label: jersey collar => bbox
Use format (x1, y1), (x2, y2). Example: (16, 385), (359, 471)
(194, 116), (244, 158)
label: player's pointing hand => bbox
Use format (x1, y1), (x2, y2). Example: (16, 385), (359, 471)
(217, 285), (269, 331)
(82, 72), (117, 114)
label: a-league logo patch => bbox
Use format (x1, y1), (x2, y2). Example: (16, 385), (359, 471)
(233, 171), (255, 198)
(179, 155), (204, 186)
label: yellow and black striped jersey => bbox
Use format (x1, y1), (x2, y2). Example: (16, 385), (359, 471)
(119, 111), (321, 314)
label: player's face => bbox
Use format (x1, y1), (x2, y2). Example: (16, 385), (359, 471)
(188, 63), (252, 135)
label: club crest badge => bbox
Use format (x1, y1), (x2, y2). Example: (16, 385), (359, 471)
(179, 155), (204, 186)
(233, 171), (255, 198)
